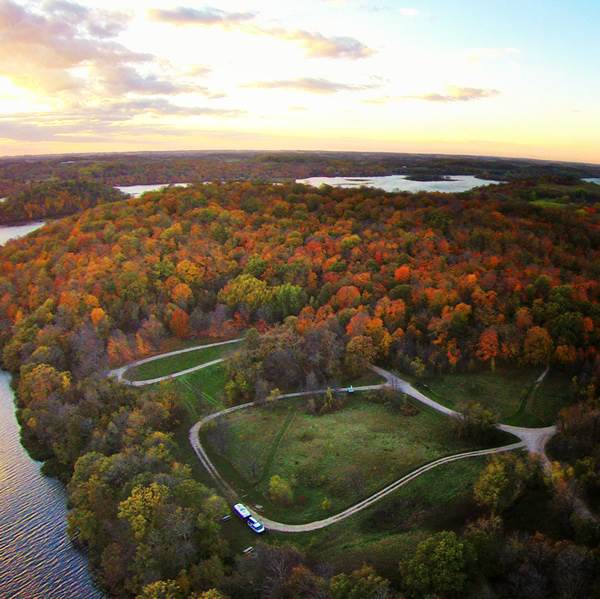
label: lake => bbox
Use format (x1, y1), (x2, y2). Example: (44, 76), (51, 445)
(116, 183), (189, 197)
(583, 178), (600, 185)
(0, 221), (45, 245)
(296, 174), (501, 193)
(0, 221), (103, 598)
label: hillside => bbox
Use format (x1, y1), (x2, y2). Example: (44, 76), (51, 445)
(1, 180), (599, 597)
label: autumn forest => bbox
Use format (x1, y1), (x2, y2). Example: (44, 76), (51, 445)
(1, 157), (600, 598)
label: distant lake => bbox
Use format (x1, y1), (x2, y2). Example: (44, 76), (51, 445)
(583, 178), (600, 185)
(297, 175), (501, 193)
(116, 183), (189, 197)
(0, 221), (45, 245)
(0, 222), (103, 598)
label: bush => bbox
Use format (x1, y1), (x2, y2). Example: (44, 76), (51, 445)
(269, 475), (294, 505)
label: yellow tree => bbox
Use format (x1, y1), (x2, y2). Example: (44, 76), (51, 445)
(523, 326), (553, 365)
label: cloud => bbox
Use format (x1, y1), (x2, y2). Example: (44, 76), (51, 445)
(0, 0), (149, 94)
(258, 27), (373, 59)
(0, 1), (229, 101)
(98, 65), (194, 95)
(245, 77), (377, 94)
(186, 64), (212, 77)
(364, 87), (500, 105)
(44, 0), (130, 38)
(0, 100), (244, 142)
(149, 5), (373, 59)
(98, 99), (244, 119)
(148, 6), (254, 26)
(405, 86), (500, 102)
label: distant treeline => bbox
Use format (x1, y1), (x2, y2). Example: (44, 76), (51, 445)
(0, 150), (598, 197)
(0, 180), (126, 224)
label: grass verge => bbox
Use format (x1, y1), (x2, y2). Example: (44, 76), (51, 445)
(124, 342), (238, 381)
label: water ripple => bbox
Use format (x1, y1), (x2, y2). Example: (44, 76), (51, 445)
(0, 371), (104, 598)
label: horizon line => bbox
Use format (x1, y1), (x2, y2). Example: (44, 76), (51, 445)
(0, 148), (598, 169)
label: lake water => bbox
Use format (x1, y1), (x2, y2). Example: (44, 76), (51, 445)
(116, 183), (189, 197)
(0, 222), (103, 598)
(296, 174), (501, 193)
(0, 221), (45, 245)
(583, 178), (600, 185)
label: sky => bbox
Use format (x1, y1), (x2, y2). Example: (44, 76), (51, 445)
(0, 0), (599, 163)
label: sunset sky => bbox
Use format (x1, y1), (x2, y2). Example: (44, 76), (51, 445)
(0, 0), (598, 163)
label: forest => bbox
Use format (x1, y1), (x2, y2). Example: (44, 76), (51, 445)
(1, 179), (600, 597)
(0, 179), (126, 224)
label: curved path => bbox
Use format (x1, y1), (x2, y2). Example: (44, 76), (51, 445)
(189, 393), (524, 532)
(372, 366), (556, 460)
(112, 346), (558, 532)
(107, 338), (242, 387)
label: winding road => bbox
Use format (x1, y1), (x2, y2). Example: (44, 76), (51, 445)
(371, 366), (556, 460)
(111, 344), (558, 532)
(107, 338), (242, 387)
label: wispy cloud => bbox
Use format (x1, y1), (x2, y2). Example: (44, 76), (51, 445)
(149, 5), (373, 59)
(365, 86), (500, 104)
(245, 77), (377, 94)
(148, 6), (254, 26)
(413, 87), (500, 102)
(0, 100), (244, 142)
(256, 27), (373, 59)
(98, 65), (194, 95)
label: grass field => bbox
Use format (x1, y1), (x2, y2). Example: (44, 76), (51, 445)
(418, 367), (571, 427)
(124, 341), (238, 382)
(158, 362), (512, 563)
(527, 369), (573, 424)
(270, 456), (489, 584)
(201, 393), (503, 523)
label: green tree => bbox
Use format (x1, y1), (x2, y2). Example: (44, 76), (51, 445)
(269, 474), (294, 505)
(118, 482), (170, 541)
(464, 515), (504, 578)
(136, 579), (184, 599)
(192, 590), (228, 599)
(400, 531), (475, 598)
(454, 401), (499, 443)
(218, 274), (272, 314)
(523, 326), (554, 365)
(272, 283), (307, 319)
(344, 335), (377, 377)
(330, 564), (390, 599)
(473, 453), (531, 514)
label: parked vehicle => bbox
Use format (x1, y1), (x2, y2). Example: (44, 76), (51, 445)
(233, 503), (266, 533)
(246, 516), (265, 534)
(233, 503), (251, 520)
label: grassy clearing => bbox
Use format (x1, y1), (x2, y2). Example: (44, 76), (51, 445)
(201, 393), (494, 523)
(528, 370), (574, 424)
(159, 364), (498, 557)
(418, 367), (571, 427)
(125, 342), (238, 381)
(174, 362), (229, 418)
(274, 456), (488, 585)
(531, 199), (570, 209)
